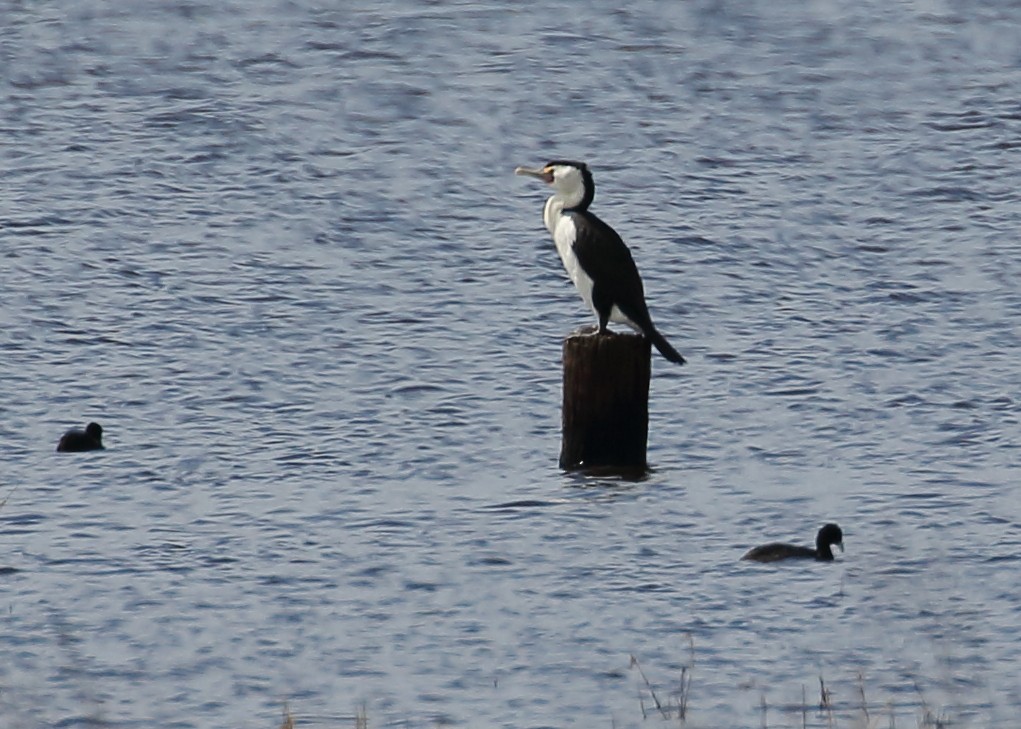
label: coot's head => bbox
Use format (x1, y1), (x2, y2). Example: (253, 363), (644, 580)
(85, 422), (103, 440)
(816, 523), (844, 556)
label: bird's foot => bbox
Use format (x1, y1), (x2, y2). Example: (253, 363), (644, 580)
(573, 324), (601, 336)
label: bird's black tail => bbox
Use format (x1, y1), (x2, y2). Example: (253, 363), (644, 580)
(646, 327), (685, 365)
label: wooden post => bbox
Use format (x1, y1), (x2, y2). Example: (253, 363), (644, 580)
(559, 331), (651, 473)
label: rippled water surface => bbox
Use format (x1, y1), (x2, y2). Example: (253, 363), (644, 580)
(3, 1), (1021, 727)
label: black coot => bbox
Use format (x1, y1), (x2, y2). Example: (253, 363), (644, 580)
(56, 422), (104, 452)
(742, 523), (843, 563)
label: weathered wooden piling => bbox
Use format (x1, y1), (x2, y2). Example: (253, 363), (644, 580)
(559, 331), (651, 472)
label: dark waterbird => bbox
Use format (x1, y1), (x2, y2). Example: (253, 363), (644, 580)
(742, 523), (844, 563)
(514, 160), (685, 365)
(56, 422), (105, 452)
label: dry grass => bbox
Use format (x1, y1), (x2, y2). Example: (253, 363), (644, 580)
(274, 649), (957, 729)
(278, 702), (369, 729)
(279, 703), (294, 729)
(629, 643), (956, 729)
(630, 637), (693, 722)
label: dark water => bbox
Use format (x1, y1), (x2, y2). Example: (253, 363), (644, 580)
(3, 1), (1021, 727)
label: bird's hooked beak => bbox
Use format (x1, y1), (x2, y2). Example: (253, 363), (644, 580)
(514, 165), (554, 184)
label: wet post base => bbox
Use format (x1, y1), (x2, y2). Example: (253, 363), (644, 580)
(559, 331), (651, 473)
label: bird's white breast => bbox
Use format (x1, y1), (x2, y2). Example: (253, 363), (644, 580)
(542, 197), (635, 329)
(552, 215), (595, 312)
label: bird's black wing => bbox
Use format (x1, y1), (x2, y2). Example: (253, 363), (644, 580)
(568, 211), (686, 364)
(567, 210), (653, 329)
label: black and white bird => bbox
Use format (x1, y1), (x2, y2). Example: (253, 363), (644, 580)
(514, 160), (685, 364)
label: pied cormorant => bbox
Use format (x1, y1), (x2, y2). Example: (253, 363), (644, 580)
(515, 160), (685, 364)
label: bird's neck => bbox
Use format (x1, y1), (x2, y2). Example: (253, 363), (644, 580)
(543, 183), (590, 233)
(542, 195), (565, 235)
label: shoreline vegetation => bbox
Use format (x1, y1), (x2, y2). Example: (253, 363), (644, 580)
(628, 652), (954, 729)
(275, 653), (956, 729)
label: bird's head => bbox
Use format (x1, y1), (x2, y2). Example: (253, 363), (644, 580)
(514, 160), (594, 210)
(818, 523), (844, 553)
